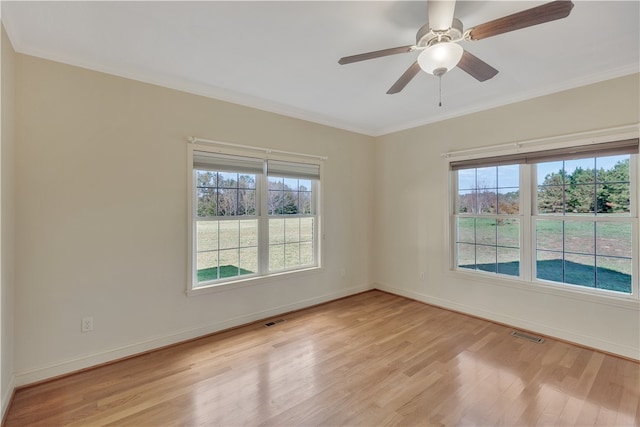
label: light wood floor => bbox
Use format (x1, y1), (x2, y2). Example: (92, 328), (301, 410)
(4, 290), (639, 426)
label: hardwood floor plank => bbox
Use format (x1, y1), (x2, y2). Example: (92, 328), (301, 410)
(4, 290), (639, 426)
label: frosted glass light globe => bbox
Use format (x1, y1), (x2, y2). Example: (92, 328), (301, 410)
(418, 42), (464, 75)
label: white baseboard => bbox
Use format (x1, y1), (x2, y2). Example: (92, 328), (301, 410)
(374, 283), (639, 361)
(1, 374), (15, 421)
(14, 284), (373, 387)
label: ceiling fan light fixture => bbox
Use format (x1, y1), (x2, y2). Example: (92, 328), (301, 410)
(417, 41), (463, 75)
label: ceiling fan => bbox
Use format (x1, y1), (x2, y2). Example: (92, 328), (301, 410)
(338, 0), (574, 97)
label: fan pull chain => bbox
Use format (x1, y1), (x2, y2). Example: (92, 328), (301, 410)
(434, 67), (447, 107)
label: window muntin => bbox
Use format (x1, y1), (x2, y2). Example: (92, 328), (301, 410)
(452, 144), (637, 298)
(191, 151), (320, 289)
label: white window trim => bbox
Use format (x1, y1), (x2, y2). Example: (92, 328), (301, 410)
(186, 140), (325, 296)
(445, 125), (640, 303)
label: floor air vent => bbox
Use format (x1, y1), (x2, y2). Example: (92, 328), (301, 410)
(264, 319), (286, 327)
(510, 330), (544, 343)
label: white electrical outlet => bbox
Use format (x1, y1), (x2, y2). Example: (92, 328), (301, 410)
(81, 316), (94, 332)
(419, 272), (425, 280)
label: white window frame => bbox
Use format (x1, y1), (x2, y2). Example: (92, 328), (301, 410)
(446, 126), (640, 303)
(187, 140), (324, 296)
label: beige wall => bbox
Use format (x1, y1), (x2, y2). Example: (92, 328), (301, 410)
(374, 74), (640, 359)
(13, 54), (375, 385)
(1, 23), (17, 415)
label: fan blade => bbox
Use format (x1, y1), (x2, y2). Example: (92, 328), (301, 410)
(458, 50), (498, 82)
(468, 0), (574, 40)
(387, 62), (422, 94)
(338, 45), (414, 65)
(457, 50), (498, 82)
(428, 0), (457, 31)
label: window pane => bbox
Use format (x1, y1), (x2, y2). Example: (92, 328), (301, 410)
(238, 174), (256, 189)
(238, 189), (256, 215)
(457, 190), (476, 214)
(217, 188), (238, 216)
(218, 249), (240, 278)
(300, 242), (314, 265)
(268, 176), (284, 189)
(299, 191), (312, 214)
(269, 218), (285, 244)
(269, 244), (285, 271)
(196, 170), (257, 218)
(457, 243), (475, 269)
(285, 218), (300, 243)
(268, 190), (283, 215)
(596, 256), (632, 293)
(239, 247), (257, 275)
(596, 222), (632, 258)
(281, 190), (297, 214)
(565, 158), (595, 182)
(285, 243), (300, 268)
(564, 253), (595, 288)
(596, 155), (630, 182)
(268, 177), (284, 215)
(497, 219), (519, 248)
(536, 220), (563, 251)
(218, 220), (239, 250)
(564, 221), (594, 255)
(566, 184), (595, 214)
(537, 184), (564, 214)
(456, 218), (474, 243)
(197, 251), (219, 283)
(458, 169), (476, 190)
(536, 250), (563, 283)
(597, 183), (630, 215)
(477, 190), (497, 214)
(197, 221), (218, 252)
(218, 172), (238, 188)
(239, 219), (258, 247)
(537, 161), (564, 186)
(497, 247), (519, 276)
(299, 179), (312, 191)
(476, 167), (497, 188)
(197, 170), (217, 187)
(476, 245), (497, 273)
(284, 178), (298, 191)
(476, 218), (496, 245)
(497, 165), (519, 188)
(498, 189), (519, 214)
(197, 187), (218, 217)
(300, 217), (314, 243)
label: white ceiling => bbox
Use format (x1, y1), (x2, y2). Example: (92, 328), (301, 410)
(2, 1), (639, 136)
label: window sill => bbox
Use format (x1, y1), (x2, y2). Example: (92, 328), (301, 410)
(446, 268), (640, 311)
(186, 266), (324, 297)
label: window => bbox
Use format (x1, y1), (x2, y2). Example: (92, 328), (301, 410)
(190, 148), (321, 290)
(456, 165), (521, 277)
(451, 138), (639, 298)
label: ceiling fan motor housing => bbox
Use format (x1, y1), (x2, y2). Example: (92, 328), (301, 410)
(416, 18), (464, 48)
